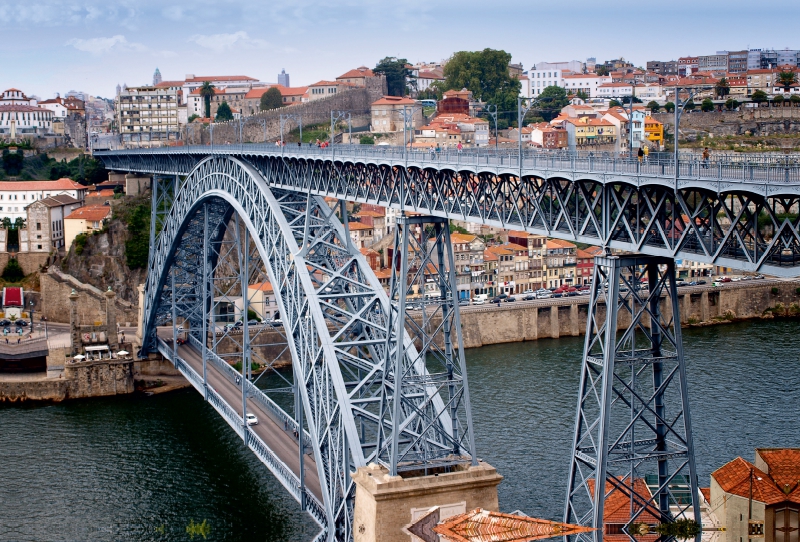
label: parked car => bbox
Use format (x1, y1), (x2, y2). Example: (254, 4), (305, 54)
(0, 319), (10, 327)
(247, 319), (261, 325)
(491, 296), (505, 303)
(458, 299), (470, 307)
(697, 280), (707, 285)
(505, 296), (516, 302)
(537, 292), (552, 299)
(552, 293), (563, 298)
(522, 289), (534, 294)
(472, 298), (486, 305)
(270, 318), (283, 326)
(523, 294), (537, 301)
(246, 413), (259, 426)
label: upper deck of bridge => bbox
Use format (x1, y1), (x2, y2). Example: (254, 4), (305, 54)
(97, 144), (800, 194)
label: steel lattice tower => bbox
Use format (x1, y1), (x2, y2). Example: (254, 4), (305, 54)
(565, 254), (700, 542)
(376, 214), (478, 476)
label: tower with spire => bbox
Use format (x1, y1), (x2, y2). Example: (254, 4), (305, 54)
(153, 68), (162, 86)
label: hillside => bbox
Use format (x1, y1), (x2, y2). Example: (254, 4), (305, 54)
(58, 195), (150, 305)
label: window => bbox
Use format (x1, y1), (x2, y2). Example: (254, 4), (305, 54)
(36, 222), (41, 230)
(37, 245), (42, 250)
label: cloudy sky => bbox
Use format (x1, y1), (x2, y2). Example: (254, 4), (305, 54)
(2, 0), (796, 99)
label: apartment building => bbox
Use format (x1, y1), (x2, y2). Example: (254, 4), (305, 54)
(507, 231), (547, 290)
(115, 85), (180, 146)
(530, 61), (583, 95)
(451, 233), (487, 300)
(545, 239), (577, 288)
(561, 73), (612, 97)
(0, 179), (86, 222)
(370, 96), (422, 134)
(25, 194), (82, 251)
(335, 67), (375, 87)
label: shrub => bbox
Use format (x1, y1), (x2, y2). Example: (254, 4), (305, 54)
(359, 135), (375, 145)
(771, 286), (780, 295)
(74, 233), (88, 256)
(124, 204), (150, 269)
(0, 258), (24, 282)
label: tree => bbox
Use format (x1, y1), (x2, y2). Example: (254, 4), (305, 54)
(664, 102), (675, 113)
(1, 150), (23, 176)
(260, 87), (283, 111)
(701, 98), (715, 112)
(647, 101), (660, 113)
(791, 94), (800, 105)
(778, 71), (798, 91)
(773, 95), (785, 105)
(715, 77), (730, 99)
(215, 101), (233, 122)
(609, 99), (622, 108)
(725, 98), (741, 110)
(359, 135), (375, 145)
(535, 86), (570, 119)
(595, 65), (609, 76)
(684, 99), (696, 111)
(622, 96), (642, 104)
(187, 114), (199, 123)
(751, 90), (768, 103)
(374, 57), (412, 96)
(442, 49), (521, 113)
(1, 258), (24, 282)
(199, 81), (215, 118)
(576, 90), (589, 101)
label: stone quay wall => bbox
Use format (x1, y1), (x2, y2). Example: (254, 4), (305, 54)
(40, 267), (138, 325)
(185, 77), (386, 146)
(0, 359), (134, 402)
(653, 108), (800, 137)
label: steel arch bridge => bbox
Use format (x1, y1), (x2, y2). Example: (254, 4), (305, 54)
(141, 154), (476, 541)
(99, 145), (800, 278)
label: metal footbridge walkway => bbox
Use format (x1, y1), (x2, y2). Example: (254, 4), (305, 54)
(99, 145), (800, 277)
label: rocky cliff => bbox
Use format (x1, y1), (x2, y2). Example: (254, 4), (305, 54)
(58, 196), (148, 305)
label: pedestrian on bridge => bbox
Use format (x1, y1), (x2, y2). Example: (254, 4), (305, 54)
(702, 147), (710, 169)
(637, 147), (644, 163)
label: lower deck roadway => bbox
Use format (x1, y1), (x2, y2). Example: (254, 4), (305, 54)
(158, 330), (323, 502)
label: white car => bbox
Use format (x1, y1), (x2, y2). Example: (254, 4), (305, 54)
(537, 292), (553, 299)
(246, 413), (259, 426)
(472, 298), (486, 305)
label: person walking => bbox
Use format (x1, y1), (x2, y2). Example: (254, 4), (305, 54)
(637, 147), (644, 164)
(457, 142), (463, 153)
(702, 147), (710, 169)
(643, 145), (650, 161)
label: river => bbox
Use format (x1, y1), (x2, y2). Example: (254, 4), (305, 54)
(1, 319), (798, 541)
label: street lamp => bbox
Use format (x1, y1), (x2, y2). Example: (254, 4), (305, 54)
(485, 104), (499, 153)
(330, 110), (350, 152)
(518, 97), (533, 161)
(672, 84), (713, 184)
(28, 301), (34, 337)
(280, 113), (302, 146)
(394, 105), (423, 160)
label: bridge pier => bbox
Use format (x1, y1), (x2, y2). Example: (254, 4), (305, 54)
(565, 254), (700, 542)
(351, 462), (502, 542)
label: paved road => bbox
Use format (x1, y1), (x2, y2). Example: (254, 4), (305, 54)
(158, 330), (322, 501)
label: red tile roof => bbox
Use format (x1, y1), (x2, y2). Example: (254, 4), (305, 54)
(0, 179), (84, 191)
(372, 95), (416, 106)
(348, 221), (373, 231)
(711, 456), (798, 505)
(337, 67), (374, 79)
(248, 281), (273, 293)
(65, 205), (110, 221)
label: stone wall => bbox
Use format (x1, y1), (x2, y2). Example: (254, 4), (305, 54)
(40, 267), (138, 325)
(0, 359), (134, 402)
(653, 108), (800, 138)
(453, 280), (800, 348)
(185, 77), (387, 146)
(0, 252), (50, 275)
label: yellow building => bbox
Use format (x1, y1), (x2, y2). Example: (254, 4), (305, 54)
(64, 205), (111, 248)
(644, 117), (664, 146)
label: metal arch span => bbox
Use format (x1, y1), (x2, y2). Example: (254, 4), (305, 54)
(142, 155), (472, 541)
(98, 146), (800, 277)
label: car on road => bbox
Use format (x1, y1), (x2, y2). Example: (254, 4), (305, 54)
(247, 319), (261, 325)
(458, 299), (470, 307)
(523, 294), (537, 301)
(522, 289), (534, 294)
(697, 280), (707, 285)
(472, 298), (486, 305)
(269, 318), (283, 326)
(537, 292), (552, 299)
(505, 296), (516, 302)
(0, 319), (10, 327)
(15, 320), (28, 327)
(246, 413), (259, 426)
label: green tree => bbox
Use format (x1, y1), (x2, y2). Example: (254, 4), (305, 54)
(725, 98), (741, 110)
(664, 101), (675, 112)
(215, 101), (233, 122)
(594, 65), (609, 76)
(535, 86), (569, 119)
(609, 99), (622, 108)
(701, 98), (715, 112)
(684, 99), (696, 111)
(576, 90), (589, 101)
(187, 114), (199, 123)
(260, 87), (283, 110)
(124, 204), (151, 269)
(647, 100), (660, 113)
(442, 49), (521, 112)
(774, 95), (785, 105)
(778, 71), (798, 91)
(791, 94), (800, 105)
(715, 77), (730, 98)
(1, 150), (24, 176)
(199, 81), (216, 118)
(751, 90), (768, 103)
(1, 258), (24, 282)
(359, 135), (375, 145)
(374, 57), (412, 96)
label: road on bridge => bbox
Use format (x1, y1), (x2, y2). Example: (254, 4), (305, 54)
(157, 329), (322, 502)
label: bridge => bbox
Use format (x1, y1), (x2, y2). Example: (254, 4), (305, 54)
(96, 145), (800, 542)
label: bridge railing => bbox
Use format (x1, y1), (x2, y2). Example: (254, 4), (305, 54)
(100, 144), (800, 184)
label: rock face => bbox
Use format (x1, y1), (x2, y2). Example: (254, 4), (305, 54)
(59, 210), (146, 305)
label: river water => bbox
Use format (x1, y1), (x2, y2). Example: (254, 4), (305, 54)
(1, 319), (799, 541)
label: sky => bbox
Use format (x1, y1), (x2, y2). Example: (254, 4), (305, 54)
(2, 0), (797, 100)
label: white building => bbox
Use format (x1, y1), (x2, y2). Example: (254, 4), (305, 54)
(0, 89), (54, 136)
(0, 179), (86, 223)
(560, 74), (612, 97)
(115, 85), (180, 146)
(597, 82), (635, 99)
(530, 61), (584, 96)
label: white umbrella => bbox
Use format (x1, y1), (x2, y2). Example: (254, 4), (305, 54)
(116, 350), (129, 356)
(73, 354), (85, 360)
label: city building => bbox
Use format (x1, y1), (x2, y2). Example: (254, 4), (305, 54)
(561, 73), (612, 97)
(153, 67), (162, 86)
(644, 117), (664, 148)
(486, 243), (529, 295)
(348, 221), (373, 248)
(450, 233), (487, 300)
(507, 231), (546, 290)
(727, 50), (749, 73)
(335, 67), (375, 87)
(646, 60), (678, 75)
(24, 194), (82, 251)
(545, 239), (577, 288)
(0, 88), (54, 136)
(247, 282), (278, 320)
(307, 80), (350, 101)
(563, 117), (616, 148)
(370, 96), (422, 134)
(353, 210), (386, 243)
(416, 67), (445, 93)
(115, 85), (180, 146)
(575, 247), (602, 285)
(530, 61), (581, 96)
(0, 179), (86, 223)
(64, 205), (111, 248)
(277, 69), (290, 88)
(710, 448), (800, 542)
(698, 53), (729, 72)
(757, 48), (800, 69)
(678, 57), (699, 76)
(38, 96), (84, 119)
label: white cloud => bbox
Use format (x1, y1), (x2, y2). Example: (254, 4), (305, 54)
(187, 31), (269, 53)
(67, 35), (146, 55)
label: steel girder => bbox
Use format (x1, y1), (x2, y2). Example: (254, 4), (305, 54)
(565, 255), (699, 542)
(141, 155), (456, 542)
(97, 149), (800, 276)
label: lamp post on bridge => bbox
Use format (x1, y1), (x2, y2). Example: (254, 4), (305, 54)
(485, 104), (498, 153)
(394, 105), (423, 161)
(330, 110), (350, 157)
(518, 97), (533, 162)
(280, 113), (302, 146)
(672, 84), (713, 184)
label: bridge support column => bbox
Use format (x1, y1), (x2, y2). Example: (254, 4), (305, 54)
(550, 305), (560, 338)
(565, 254), (700, 542)
(352, 462), (502, 542)
(701, 291), (710, 322)
(570, 303), (580, 336)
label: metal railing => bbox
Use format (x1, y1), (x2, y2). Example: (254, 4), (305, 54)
(99, 143), (800, 185)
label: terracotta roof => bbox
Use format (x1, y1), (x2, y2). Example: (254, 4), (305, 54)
(712, 456), (793, 505)
(359, 247), (379, 256)
(348, 221), (373, 231)
(65, 205), (110, 221)
(483, 249), (499, 262)
(0, 179), (84, 192)
(154, 81), (185, 88)
(576, 248), (597, 259)
(757, 448), (800, 495)
(248, 281), (274, 293)
(372, 95), (416, 106)
(280, 86), (309, 97)
(700, 487), (711, 504)
(32, 194), (81, 208)
(433, 508), (595, 542)
(374, 268), (392, 279)
(587, 477), (660, 525)
(547, 238), (577, 249)
(0, 104), (52, 113)
(337, 67), (374, 79)
(450, 233), (477, 244)
(354, 210), (384, 218)
(87, 189), (116, 198)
